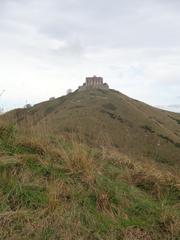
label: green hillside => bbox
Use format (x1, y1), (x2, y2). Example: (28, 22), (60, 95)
(0, 89), (179, 239)
(0, 128), (179, 239)
(4, 89), (180, 166)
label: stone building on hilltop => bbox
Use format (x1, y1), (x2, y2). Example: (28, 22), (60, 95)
(78, 76), (109, 91)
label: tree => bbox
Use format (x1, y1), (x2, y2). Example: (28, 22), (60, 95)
(67, 89), (72, 95)
(0, 90), (5, 97)
(0, 90), (5, 114)
(0, 107), (4, 115)
(24, 104), (32, 109)
(49, 97), (55, 101)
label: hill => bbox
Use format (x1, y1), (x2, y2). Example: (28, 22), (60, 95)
(3, 89), (180, 166)
(0, 89), (179, 239)
(0, 126), (179, 239)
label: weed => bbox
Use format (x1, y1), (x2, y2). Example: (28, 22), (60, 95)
(0, 125), (16, 143)
(0, 180), (48, 210)
(141, 125), (155, 134)
(102, 103), (117, 111)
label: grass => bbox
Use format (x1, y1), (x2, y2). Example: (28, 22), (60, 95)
(0, 87), (180, 239)
(0, 179), (48, 210)
(2, 89), (180, 166)
(0, 125), (179, 239)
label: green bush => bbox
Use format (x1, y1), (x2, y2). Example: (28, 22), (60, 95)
(0, 125), (16, 143)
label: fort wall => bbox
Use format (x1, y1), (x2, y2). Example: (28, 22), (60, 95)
(78, 76), (109, 91)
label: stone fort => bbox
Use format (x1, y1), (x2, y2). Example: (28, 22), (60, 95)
(78, 76), (109, 91)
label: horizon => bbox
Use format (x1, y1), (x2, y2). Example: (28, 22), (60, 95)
(1, 83), (180, 114)
(0, 0), (180, 112)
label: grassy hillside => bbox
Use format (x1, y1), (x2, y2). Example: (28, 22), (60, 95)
(0, 124), (179, 240)
(0, 89), (179, 239)
(3, 89), (180, 166)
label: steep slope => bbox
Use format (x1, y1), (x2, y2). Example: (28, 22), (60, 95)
(3, 89), (180, 166)
(0, 130), (179, 240)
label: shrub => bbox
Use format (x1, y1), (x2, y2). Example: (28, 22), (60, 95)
(102, 103), (117, 111)
(0, 125), (16, 143)
(16, 141), (46, 155)
(141, 125), (155, 133)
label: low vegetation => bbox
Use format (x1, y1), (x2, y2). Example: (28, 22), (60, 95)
(3, 89), (180, 166)
(0, 123), (179, 240)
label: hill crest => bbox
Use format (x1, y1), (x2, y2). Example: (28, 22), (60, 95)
(3, 89), (180, 166)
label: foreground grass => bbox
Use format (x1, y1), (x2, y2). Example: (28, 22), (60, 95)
(0, 125), (179, 239)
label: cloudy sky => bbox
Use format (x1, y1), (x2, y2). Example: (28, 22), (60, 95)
(0, 0), (180, 112)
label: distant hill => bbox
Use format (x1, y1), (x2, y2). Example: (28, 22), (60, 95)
(156, 104), (180, 113)
(3, 89), (180, 166)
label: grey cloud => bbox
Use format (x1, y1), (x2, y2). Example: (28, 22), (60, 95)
(165, 105), (180, 113)
(0, 0), (180, 111)
(168, 104), (180, 108)
(156, 105), (180, 113)
(51, 40), (85, 61)
(4, 0), (180, 49)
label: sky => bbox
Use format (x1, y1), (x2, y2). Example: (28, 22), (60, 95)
(0, 0), (180, 112)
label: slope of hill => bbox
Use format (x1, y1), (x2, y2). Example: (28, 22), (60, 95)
(0, 127), (179, 240)
(0, 89), (180, 239)
(3, 89), (180, 166)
